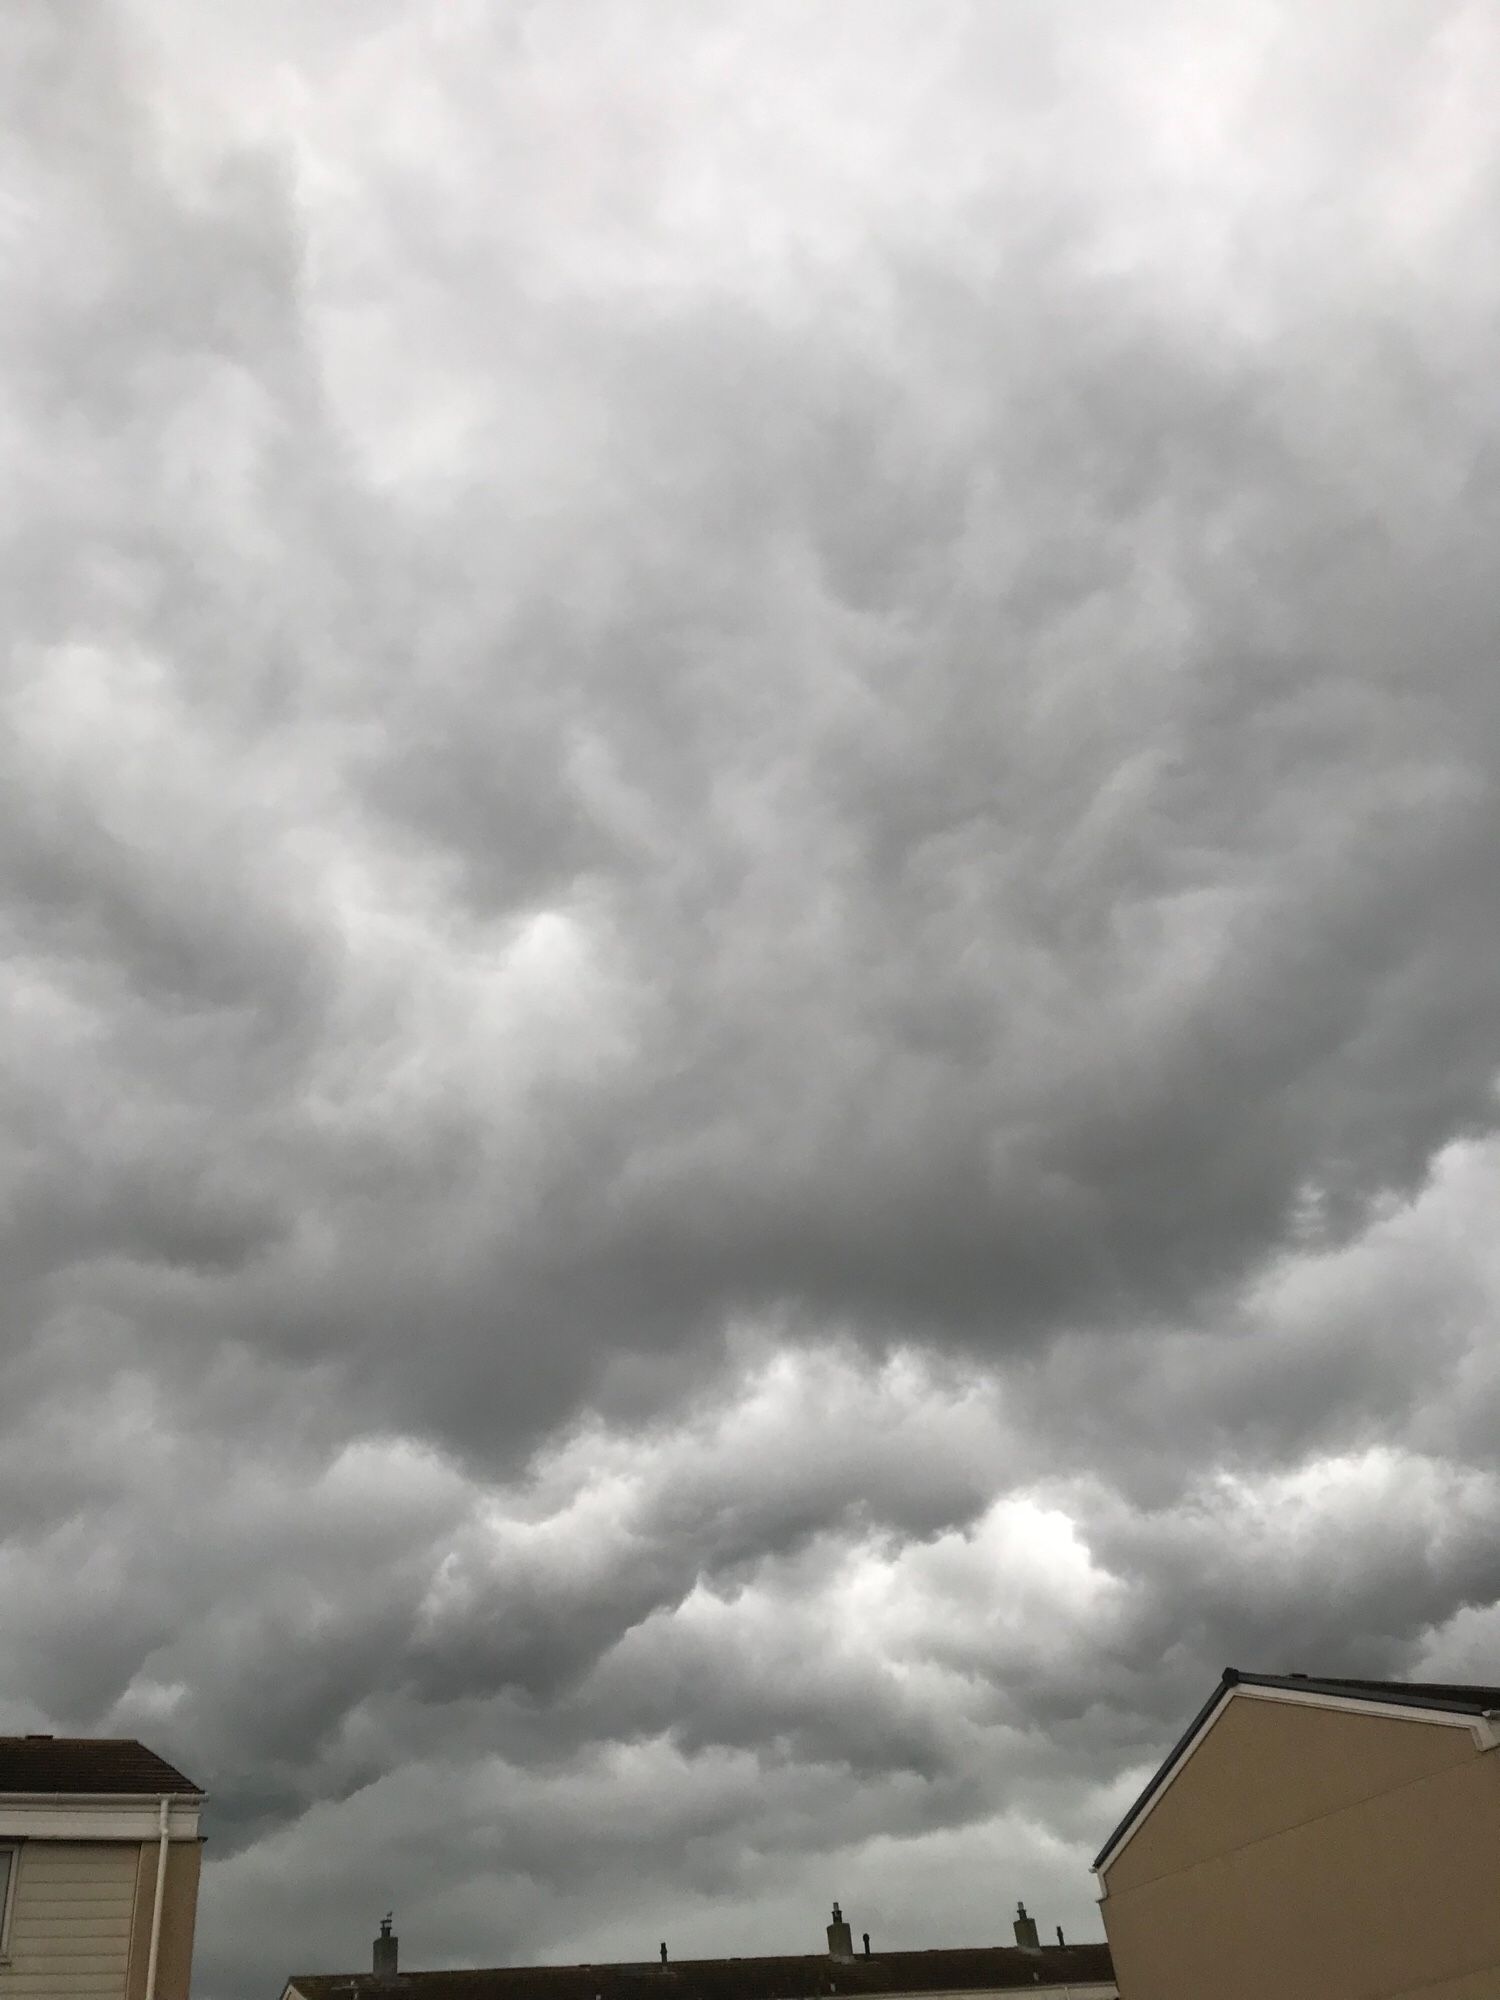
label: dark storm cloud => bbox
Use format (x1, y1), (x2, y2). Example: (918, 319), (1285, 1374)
(4, 2), (1500, 1995)
(9, 0), (1500, 1429)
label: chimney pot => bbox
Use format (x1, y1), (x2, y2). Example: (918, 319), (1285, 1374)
(373, 1914), (398, 1982)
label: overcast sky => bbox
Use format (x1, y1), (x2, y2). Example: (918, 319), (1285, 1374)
(4, 3), (1500, 1994)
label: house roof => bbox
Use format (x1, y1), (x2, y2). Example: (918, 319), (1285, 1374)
(287, 1944), (1116, 2000)
(0, 1735), (204, 1797)
(1092, 1668), (1500, 1873)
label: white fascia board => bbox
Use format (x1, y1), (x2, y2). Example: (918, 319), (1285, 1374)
(1236, 1683), (1499, 1742)
(1094, 1682), (1492, 1882)
(0, 1800), (206, 1816)
(1093, 1682), (1236, 1887)
(0, 1797), (201, 1841)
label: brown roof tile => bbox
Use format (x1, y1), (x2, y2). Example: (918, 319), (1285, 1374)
(0, 1735), (203, 1797)
(288, 1946), (1115, 2000)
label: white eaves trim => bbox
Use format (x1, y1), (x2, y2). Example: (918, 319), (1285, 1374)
(0, 1794), (202, 1842)
(1093, 1681), (1500, 1884)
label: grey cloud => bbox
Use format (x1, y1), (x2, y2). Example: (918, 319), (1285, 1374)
(10, 0), (1500, 1448)
(5, 2), (1500, 1995)
(233, 282), (1500, 1441)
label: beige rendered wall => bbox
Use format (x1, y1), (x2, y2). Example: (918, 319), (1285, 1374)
(124, 1840), (202, 2000)
(1100, 1697), (1500, 2000)
(0, 1841), (139, 2000)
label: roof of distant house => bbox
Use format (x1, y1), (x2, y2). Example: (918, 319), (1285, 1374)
(1093, 1669), (1500, 1873)
(287, 1944), (1116, 2000)
(0, 1735), (203, 1797)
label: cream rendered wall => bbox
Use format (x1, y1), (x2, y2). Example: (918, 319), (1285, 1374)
(124, 1839), (201, 2000)
(1099, 1695), (1500, 2000)
(0, 1797), (202, 2000)
(1386, 1974), (1500, 2000)
(0, 1841), (140, 2000)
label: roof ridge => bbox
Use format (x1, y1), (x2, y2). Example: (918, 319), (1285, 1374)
(0, 1733), (162, 1744)
(284, 1941), (1116, 1996)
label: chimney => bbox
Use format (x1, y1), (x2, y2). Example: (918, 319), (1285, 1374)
(1055, 1928), (1064, 1949)
(827, 1904), (854, 1959)
(373, 1914), (398, 1982)
(1012, 1903), (1039, 1953)
(660, 1945), (668, 1967)
(862, 1935), (870, 1958)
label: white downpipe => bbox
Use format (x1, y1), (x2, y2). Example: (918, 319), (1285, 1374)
(144, 1797), (170, 2000)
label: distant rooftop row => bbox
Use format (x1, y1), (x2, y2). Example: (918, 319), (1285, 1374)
(284, 1902), (1115, 2000)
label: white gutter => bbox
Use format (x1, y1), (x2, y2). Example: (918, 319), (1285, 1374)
(0, 1800), (204, 1816)
(144, 1797), (170, 2000)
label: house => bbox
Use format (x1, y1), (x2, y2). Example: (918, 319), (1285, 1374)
(0, 1735), (205, 2000)
(1093, 1669), (1500, 2000)
(282, 1904), (1116, 2000)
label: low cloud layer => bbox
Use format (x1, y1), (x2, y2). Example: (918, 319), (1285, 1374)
(3, 4), (1500, 1996)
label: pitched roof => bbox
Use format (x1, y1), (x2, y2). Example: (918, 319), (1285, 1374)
(1092, 1668), (1500, 1872)
(287, 1945), (1116, 2000)
(0, 1736), (203, 1797)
